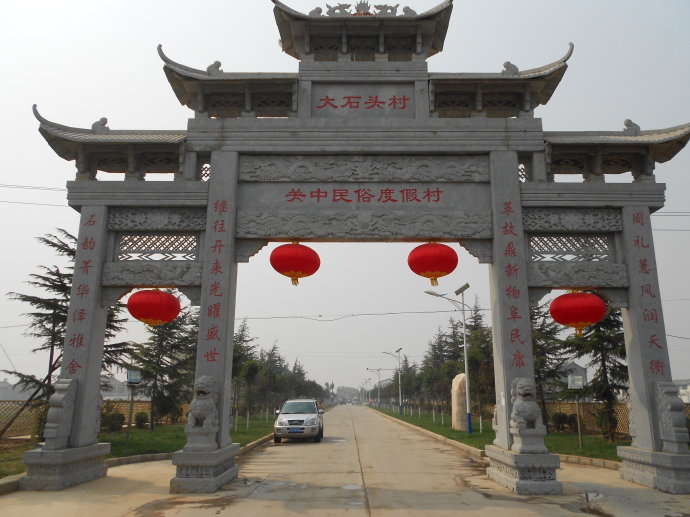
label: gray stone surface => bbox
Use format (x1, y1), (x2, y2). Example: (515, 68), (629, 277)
(20, 443), (110, 490)
(485, 444), (562, 495)
(170, 443), (240, 493)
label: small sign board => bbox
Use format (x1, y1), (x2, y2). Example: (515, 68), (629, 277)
(568, 374), (584, 390)
(127, 370), (142, 385)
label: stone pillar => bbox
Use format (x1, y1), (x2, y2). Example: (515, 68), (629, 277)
(170, 151), (240, 493)
(617, 206), (690, 493)
(484, 151), (561, 495)
(21, 206), (111, 490)
(451, 373), (467, 431)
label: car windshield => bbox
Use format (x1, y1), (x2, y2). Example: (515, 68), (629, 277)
(281, 401), (316, 414)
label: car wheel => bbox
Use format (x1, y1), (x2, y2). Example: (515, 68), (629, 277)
(274, 435), (281, 443)
(314, 427), (323, 442)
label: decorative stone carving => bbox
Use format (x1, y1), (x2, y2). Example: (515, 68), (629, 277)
(402, 6), (416, 15)
(526, 263), (628, 288)
(656, 382), (690, 454)
(598, 288), (629, 309)
(108, 207), (206, 231)
(206, 61), (223, 75)
(510, 378), (543, 431)
(103, 261), (203, 287)
(623, 119), (641, 136)
(326, 3), (351, 16)
(458, 239), (492, 263)
(502, 61), (519, 75)
(485, 444), (561, 495)
(91, 117), (110, 133)
(184, 375), (220, 452)
(236, 239), (269, 263)
(375, 4), (398, 15)
(237, 210), (492, 240)
(239, 155), (489, 183)
(522, 208), (621, 232)
(309, 7), (323, 16)
(43, 379), (78, 450)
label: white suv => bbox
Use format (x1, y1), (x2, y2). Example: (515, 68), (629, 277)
(273, 398), (324, 443)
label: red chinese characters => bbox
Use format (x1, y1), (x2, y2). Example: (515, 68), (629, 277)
(285, 187), (443, 204)
(316, 95), (410, 111)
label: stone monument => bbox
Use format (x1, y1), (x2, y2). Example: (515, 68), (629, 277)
(24, 0), (690, 495)
(451, 373), (467, 431)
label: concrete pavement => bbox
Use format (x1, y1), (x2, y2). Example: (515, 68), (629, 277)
(2, 405), (689, 516)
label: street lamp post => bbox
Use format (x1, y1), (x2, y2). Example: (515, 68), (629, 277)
(383, 347), (403, 415)
(366, 368), (384, 407)
(426, 283), (473, 434)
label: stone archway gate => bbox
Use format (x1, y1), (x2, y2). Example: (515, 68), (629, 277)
(23, 0), (690, 495)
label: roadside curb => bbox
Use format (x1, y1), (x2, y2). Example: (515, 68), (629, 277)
(370, 408), (622, 471)
(0, 433), (275, 496)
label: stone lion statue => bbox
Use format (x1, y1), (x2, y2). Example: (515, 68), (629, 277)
(187, 375), (219, 429)
(509, 377), (543, 430)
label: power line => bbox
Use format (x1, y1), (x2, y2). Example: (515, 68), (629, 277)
(0, 184), (66, 192)
(0, 342), (17, 371)
(0, 200), (68, 207)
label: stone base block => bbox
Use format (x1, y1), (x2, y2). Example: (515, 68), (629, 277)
(485, 444), (562, 495)
(170, 443), (240, 493)
(20, 443), (111, 490)
(618, 446), (690, 494)
(510, 427), (548, 454)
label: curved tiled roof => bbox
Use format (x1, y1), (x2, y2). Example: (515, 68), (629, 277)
(33, 105), (186, 161)
(271, 0), (453, 20)
(545, 123), (690, 164)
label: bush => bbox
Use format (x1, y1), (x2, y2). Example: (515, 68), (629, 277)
(135, 411), (149, 429)
(552, 412), (568, 432)
(566, 413), (579, 432)
(100, 401), (126, 432)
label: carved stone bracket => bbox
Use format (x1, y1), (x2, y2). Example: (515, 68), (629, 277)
(237, 211), (492, 240)
(101, 287), (131, 307)
(239, 155), (490, 183)
(102, 261), (203, 287)
(526, 263), (628, 288)
(528, 288), (551, 306)
(43, 378), (78, 450)
(522, 208), (621, 232)
(459, 239), (493, 263)
(598, 288), (629, 308)
(656, 382), (690, 454)
(236, 239), (269, 263)
(108, 207), (206, 231)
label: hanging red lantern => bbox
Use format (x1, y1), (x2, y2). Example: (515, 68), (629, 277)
(408, 242), (458, 286)
(270, 242), (320, 286)
(549, 291), (607, 336)
(127, 289), (181, 326)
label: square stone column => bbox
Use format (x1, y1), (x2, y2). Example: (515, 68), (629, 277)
(484, 151), (561, 495)
(170, 151), (240, 493)
(618, 206), (690, 493)
(21, 206), (111, 490)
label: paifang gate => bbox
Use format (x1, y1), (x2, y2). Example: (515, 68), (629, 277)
(23, 0), (690, 496)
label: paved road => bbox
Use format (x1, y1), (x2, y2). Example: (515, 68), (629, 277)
(2, 405), (689, 516)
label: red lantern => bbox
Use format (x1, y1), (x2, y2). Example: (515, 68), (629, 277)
(549, 291), (607, 336)
(270, 242), (320, 286)
(127, 289), (181, 326)
(408, 242), (458, 286)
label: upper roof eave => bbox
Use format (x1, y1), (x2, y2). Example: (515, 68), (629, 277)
(33, 105), (186, 161)
(545, 122), (690, 163)
(273, 0), (453, 59)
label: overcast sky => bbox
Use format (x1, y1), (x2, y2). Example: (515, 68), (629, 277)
(1, 0), (689, 392)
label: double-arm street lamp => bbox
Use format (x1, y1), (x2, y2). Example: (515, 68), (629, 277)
(383, 347), (403, 415)
(366, 367), (386, 407)
(425, 283), (473, 434)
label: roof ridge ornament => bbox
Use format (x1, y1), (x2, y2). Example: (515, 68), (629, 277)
(623, 119), (641, 136)
(91, 117), (110, 134)
(501, 61), (519, 76)
(206, 61), (223, 76)
(311, 2), (420, 16)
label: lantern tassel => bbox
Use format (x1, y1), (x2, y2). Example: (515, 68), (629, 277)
(575, 328), (583, 337)
(430, 278), (438, 286)
(291, 278), (299, 286)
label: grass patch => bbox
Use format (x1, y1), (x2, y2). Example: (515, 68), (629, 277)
(0, 414), (275, 479)
(373, 406), (629, 461)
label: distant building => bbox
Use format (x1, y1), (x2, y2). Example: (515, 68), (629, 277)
(0, 378), (32, 400)
(100, 376), (148, 400)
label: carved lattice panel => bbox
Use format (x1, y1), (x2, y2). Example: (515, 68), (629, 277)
(529, 234), (613, 262)
(116, 233), (199, 261)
